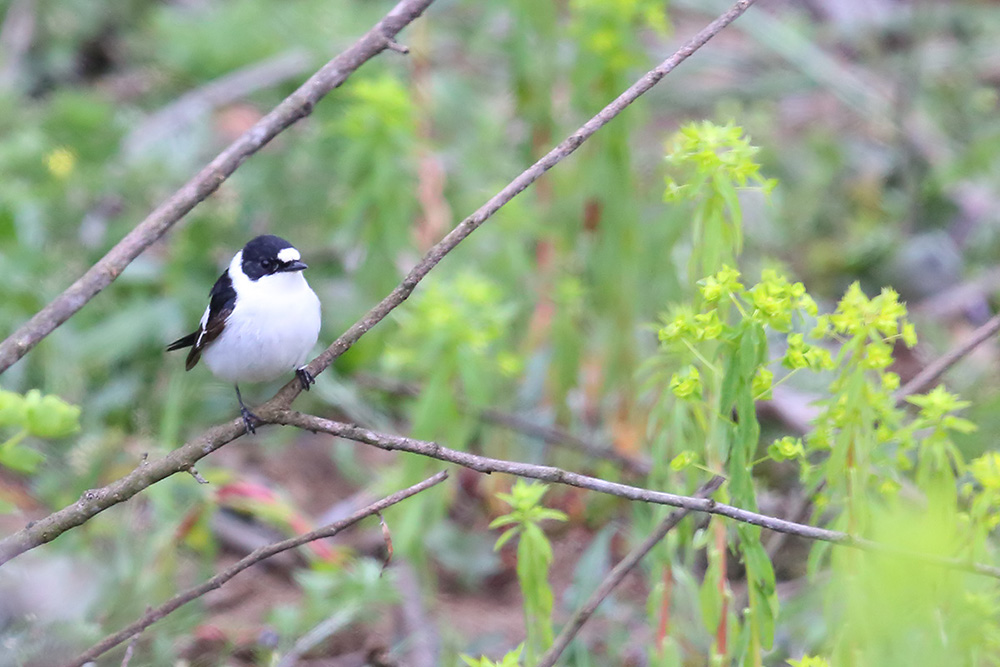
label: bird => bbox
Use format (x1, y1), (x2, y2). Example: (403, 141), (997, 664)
(167, 235), (322, 434)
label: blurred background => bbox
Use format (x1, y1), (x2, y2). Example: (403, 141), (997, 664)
(2, 0), (1000, 664)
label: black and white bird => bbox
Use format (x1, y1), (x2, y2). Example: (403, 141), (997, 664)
(167, 235), (322, 433)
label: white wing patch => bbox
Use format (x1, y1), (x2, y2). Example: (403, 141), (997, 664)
(196, 304), (211, 347)
(277, 247), (301, 263)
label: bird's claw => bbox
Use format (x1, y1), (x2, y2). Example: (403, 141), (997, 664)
(296, 367), (315, 391)
(240, 406), (260, 434)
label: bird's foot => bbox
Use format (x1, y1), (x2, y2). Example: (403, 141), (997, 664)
(240, 406), (261, 434)
(296, 367), (315, 391)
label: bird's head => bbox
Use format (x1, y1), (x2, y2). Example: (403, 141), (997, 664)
(238, 235), (308, 282)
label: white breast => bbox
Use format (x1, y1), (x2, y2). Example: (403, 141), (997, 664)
(203, 270), (321, 384)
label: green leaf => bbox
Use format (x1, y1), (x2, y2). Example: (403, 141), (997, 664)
(0, 441), (45, 473)
(0, 390), (27, 428)
(534, 508), (569, 523)
(493, 526), (520, 552)
(489, 515), (521, 530)
(699, 557), (723, 633)
(23, 390), (80, 439)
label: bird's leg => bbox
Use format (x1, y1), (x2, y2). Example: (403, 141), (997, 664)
(234, 384), (259, 434)
(296, 367), (315, 391)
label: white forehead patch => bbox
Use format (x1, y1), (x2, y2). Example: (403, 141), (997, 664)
(277, 247), (300, 263)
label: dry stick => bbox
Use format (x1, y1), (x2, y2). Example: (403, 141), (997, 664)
(64, 471), (448, 667)
(357, 373), (652, 474)
(121, 49), (314, 159)
(0, 0), (436, 375)
(536, 477), (724, 667)
(0, 0), (757, 567)
(894, 312), (1000, 403)
(275, 410), (1000, 580)
(479, 407), (652, 476)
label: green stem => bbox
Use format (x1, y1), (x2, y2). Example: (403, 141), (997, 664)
(1, 429), (28, 451)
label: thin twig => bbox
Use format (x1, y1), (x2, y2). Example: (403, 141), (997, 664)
(0, 0), (757, 567)
(0, 0), (434, 374)
(357, 373), (652, 474)
(894, 312), (1000, 404)
(274, 410), (1000, 579)
(393, 560), (439, 667)
(275, 609), (360, 667)
(119, 634), (139, 667)
(536, 477), (724, 667)
(480, 407), (652, 475)
(64, 471), (448, 667)
(121, 49), (314, 159)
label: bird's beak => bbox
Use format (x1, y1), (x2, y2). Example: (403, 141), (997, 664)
(280, 259), (308, 273)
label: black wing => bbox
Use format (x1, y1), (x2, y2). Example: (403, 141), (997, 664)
(166, 270), (236, 371)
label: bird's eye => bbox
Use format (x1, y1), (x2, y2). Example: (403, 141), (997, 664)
(260, 259), (273, 270)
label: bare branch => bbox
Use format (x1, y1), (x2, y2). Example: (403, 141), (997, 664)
(479, 407), (652, 475)
(0, 0), (759, 566)
(537, 477), (724, 667)
(894, 312), (1000, 403)
(121, 49), (314, 159)
(357, 373), (652, 474)
(64, 471), (448, 667)
(0, 0), (435, 374)
(274, 410), (1000, 579)
(119, 634), (139, 667)
(0, 421), (244, 565)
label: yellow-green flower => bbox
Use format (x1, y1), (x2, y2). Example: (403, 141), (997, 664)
(45, 147), (76, 179)
(669, 365), (702, 400)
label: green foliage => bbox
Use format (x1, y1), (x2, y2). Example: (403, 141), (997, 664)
(787, 657), (830, 667)
(653, 258), (994, 661)
(382, 270), (521, 556)
(663, 121), (776, 278)
(0, 388), (80, 481)
(569, 0), (669, 78)
(330, 74), (419, 294)
(385, 271), (514, 457)
(269, 559), (399, 653)
(7, 1), (1000, 664)
(490, 481), (567, 665)
(461, 644), (524, 667)
(829, 498), (1000, 666)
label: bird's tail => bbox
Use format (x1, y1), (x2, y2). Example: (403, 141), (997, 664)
(166, 332), (198, 351)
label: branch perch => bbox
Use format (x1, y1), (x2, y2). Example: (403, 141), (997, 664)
(275, 410), (1000, 580)
(0, 0), (436, 374)
(64, 471), (448, 667)
(0, 0), (758, 566)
